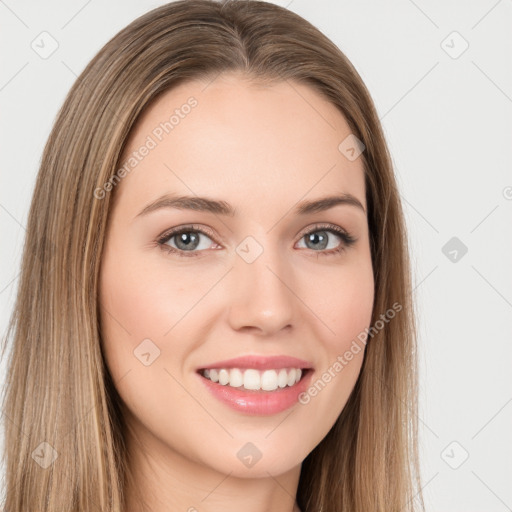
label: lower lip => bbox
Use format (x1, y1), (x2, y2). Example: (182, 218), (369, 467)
(197, 369), (314, 416)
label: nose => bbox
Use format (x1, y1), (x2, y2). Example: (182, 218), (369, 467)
(226, 242), (296, 336)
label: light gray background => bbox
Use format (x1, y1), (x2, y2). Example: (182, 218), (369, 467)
(1, 1), (511, 510)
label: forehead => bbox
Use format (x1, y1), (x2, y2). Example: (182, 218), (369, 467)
(116, 72), (366, 215)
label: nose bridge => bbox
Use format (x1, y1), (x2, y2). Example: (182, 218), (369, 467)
(227, 234), (295, 334)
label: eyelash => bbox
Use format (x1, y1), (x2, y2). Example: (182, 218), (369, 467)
(156, 223), (357, 258)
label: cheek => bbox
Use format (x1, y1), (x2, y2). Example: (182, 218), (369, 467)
(331, 275), (374, 348)
(98, 245), (171, 380)
(295, 256), (373, 427)
(306, 255), (374, 350)
(99, 249), (197, 341)
(98, 247), (200, 421)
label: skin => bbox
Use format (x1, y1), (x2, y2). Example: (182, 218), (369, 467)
(99, 71), (374, 512)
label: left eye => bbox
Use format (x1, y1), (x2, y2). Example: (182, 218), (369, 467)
(297, 229), (343, 251)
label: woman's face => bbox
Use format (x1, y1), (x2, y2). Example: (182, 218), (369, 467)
(99, 72), (374, 480)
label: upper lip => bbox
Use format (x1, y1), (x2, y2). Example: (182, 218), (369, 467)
(197, 355), (314, 371)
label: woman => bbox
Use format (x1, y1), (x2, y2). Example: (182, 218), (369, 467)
(1, 1), (424, 511)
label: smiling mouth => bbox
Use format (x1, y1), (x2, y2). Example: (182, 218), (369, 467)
(197, 367), (312, 392)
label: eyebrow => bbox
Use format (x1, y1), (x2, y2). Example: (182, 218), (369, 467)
(135, 192), (366, 219)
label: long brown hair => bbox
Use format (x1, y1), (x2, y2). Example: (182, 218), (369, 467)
(1, 1), (424, 510)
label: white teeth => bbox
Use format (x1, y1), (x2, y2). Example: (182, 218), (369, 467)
(218, 369), (229, 385)
(260, 370), (278, 391)
(277, 368), (289, 388)
(202, 367), (303, 390)
(229, 368), (243, 387)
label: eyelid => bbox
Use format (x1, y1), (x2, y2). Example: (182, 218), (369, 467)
(156, 223), (217, 244)
(295, 222), (353, 240)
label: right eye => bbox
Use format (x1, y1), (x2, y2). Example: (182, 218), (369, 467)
(156, 225), (220, 257)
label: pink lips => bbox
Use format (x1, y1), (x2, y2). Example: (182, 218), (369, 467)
(196, 354), (314, 416)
